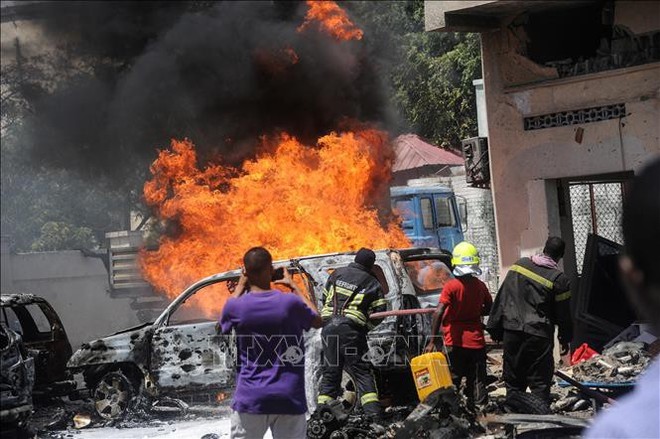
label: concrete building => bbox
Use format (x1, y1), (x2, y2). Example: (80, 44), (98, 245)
(426, 0), (659, 274)
(426, 0), (660, 346)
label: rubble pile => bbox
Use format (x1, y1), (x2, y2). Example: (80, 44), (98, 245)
(572, 342), (650, 383)
(551, 388), (595, 415)
(308, 389), (485, 439)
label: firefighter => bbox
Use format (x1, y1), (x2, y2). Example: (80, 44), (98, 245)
(487, 236), (573, 411)
(317, 248), (387, 420)
(424, 242), (492, 410)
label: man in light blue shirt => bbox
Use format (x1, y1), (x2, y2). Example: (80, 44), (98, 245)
(585, 158), (660, 439)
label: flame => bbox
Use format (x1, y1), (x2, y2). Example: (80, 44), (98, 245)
(140, 128), (410, 315)
(298, 1), (363, 41)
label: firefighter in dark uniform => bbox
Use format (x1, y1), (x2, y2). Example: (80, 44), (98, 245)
(317, 248), (387, 419)
(487, 237), (572, 410)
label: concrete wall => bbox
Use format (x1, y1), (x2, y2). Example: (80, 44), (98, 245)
(446, 170), (500, 293)
(1, 240), (144, 349)
(479, 11), (660, 275)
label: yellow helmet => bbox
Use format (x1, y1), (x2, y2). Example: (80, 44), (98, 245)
(451, 241), (480, 266)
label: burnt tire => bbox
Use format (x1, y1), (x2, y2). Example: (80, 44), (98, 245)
(93, 370), (137, 419)
(504, 391), (552, 415)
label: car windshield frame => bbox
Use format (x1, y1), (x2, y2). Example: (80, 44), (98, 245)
(155, 263), (315, 327)
(401, 255), (454, 297)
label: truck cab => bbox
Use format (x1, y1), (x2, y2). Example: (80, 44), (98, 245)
(390, 181), (467, 251)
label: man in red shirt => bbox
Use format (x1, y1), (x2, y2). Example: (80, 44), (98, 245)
(424, 242), (493, 409)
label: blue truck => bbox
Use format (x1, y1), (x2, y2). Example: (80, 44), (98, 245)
(390, 179), (467, 251)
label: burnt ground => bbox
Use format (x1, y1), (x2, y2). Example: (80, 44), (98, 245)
(22, 342), (655, 438)
(29, 397), (234, 439)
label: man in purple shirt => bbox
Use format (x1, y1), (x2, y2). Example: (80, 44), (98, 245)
(220, 247), (322, 439)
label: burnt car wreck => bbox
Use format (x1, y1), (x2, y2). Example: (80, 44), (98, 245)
(0, 294), (74, 399)
(0, 322), (35, 432)
(67, 248), (453, 419)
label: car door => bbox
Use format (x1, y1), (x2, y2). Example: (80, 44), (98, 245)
(1, 301), (71, 388)
(150, 279), (235, 393)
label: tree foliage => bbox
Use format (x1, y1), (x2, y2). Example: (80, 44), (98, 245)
(31, 222), (97, 252)
(348, 0), (482, 149)
(1, 126), (128, 251)
(1, 1), (481, 251)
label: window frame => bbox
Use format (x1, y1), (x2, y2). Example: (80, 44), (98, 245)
(403, 258), (454, 297)
(433, 195), (457, 228)
(420, 197), (434, 230)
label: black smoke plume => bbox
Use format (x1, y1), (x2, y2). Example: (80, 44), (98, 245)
(25, 1), (391, 180)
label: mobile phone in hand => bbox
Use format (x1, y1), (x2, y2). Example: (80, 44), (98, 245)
(272, 267), (285, 281)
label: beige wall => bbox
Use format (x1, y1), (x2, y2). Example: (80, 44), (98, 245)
(614, 1), (660, 34)
(480, 21), (660, 275)
(425, 1), (496, 31)
(1, 246), (146, 349)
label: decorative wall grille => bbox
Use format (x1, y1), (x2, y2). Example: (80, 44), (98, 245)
(524, 103), (626, 131)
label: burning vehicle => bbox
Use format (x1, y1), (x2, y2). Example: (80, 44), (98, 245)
(0, 322), (35, 431)
(0, 294), (74, 398)
(68, 247), (453, 419)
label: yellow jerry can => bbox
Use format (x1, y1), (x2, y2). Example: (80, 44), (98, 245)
(410, 352), (453, 402)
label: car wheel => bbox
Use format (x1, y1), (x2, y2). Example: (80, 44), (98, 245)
(93, 370), (136, 419)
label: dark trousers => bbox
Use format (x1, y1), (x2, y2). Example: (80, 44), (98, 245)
(318, 318), (381, 416)
(502, 329), (554, 405)
(446, 346), (488, 407)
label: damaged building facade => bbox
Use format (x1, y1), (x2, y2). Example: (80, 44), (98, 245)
(426, 0), (660, 347)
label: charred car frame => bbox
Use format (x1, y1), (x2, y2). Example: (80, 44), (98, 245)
(0, 294), (74, 399)
(68, 248), (452, 419)
(0, 322), (35, 431)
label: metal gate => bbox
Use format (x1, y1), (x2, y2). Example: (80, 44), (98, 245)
(569, 181), (625, 273)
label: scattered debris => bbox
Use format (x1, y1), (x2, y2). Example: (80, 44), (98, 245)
(72, 413), (91, 429)
(151, 397), (189, 417)
(484, 413), (588, 438)
(308, 388), (486, 439)
(571, 342), (650, 383)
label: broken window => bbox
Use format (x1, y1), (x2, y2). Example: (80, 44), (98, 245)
(1, 307), (23, 335)
(25, 304), (52, 334)
(404, 259), (453, 296)
(168, 281), (233, 326)
(1, 304), (53, 342)
(522, 3), (659, 78)
(433, 196), (456, 227)
(525, 4), (604, 66)
(420, 198), (433, 230)
(392, 198), (414, 231)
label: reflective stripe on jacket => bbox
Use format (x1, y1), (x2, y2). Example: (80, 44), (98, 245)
(487, 257), (572, 343)
(321, 263), (387, 329)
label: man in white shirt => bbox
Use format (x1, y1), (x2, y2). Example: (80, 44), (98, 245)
(585, 158), (660, 439)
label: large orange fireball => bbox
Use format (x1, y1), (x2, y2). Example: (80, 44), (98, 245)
(140, 129), (410, 316)
(298, 0), (363, 41)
